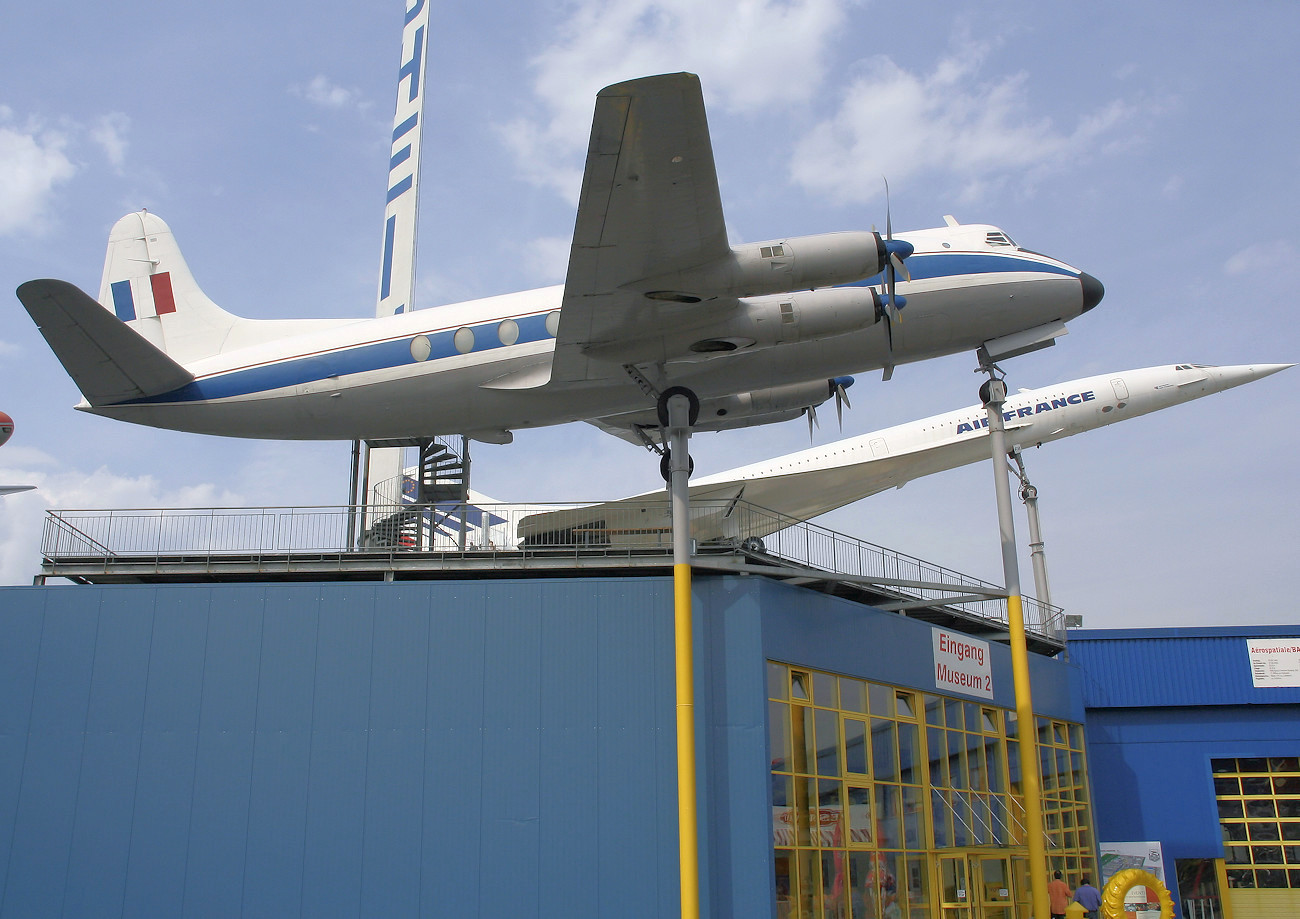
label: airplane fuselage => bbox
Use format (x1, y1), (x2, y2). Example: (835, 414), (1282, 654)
(83, 225), (1099, 441)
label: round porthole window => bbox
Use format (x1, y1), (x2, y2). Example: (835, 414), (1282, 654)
(498, 319), (519, 346)
(410, 334), (431, 362)
(454, 327), (475, 354)
(545, 310), (560, 337)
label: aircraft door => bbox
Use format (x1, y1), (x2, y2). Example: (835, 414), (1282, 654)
(1110, 377), (1129, 401)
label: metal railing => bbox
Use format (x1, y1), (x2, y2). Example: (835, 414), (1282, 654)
(40, 499), (1063, 641)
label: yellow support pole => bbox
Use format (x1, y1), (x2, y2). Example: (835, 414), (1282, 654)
(980, 368), (1050, 919)
(667, 391), (701, 919)
(674, 561), (700, 919)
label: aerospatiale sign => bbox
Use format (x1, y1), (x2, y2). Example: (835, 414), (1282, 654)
(932, 628), (993, 700)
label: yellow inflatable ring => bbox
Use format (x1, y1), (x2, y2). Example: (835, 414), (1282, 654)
(1101, 868), (1174, 919)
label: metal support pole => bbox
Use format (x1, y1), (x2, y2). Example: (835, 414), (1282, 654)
(979, 359), (1049, 919)
(459, 434), (471, 552)
(667, 392), (700, 919)
(357, 443), (373, 548)
(1010, 448), (1053, 613)
(347, 439), (361, 549)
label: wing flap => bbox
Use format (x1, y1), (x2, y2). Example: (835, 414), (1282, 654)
(17, 278), (194, 405)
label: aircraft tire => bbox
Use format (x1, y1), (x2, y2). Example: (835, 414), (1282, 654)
(660, 450), (695, 483)
(657, 386), (700, 428)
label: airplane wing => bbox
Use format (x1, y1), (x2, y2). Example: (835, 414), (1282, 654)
(0, 486), (36, 497)
(549, 73), (732, 384)
(17, 279), (194, 405)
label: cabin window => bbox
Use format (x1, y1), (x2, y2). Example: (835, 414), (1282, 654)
(453, 327), (475, 354)
(498, 319), (519, 346)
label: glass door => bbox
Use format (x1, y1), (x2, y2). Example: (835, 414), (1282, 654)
(972, 855), (1014, 919)
(939, 853), (1016, 919)
(939, 855), (973, 919)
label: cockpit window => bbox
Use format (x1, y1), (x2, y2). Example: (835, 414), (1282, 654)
(985, 231), (1017, 247)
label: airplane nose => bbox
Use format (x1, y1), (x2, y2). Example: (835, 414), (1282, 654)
(1079, 272), (1105, 313)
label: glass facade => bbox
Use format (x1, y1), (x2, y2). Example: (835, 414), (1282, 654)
(768, 661), (1095, 918)
(1212, 756), (1300, 889)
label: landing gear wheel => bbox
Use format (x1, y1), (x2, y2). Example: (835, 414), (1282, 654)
(656, 386), (700, 428)
(660, 449), (695, 483)
(741, 536), (766, 553)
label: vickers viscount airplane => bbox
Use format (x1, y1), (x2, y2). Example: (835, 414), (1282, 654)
(514, 363), (1291, 545)
(17, 73), (1102, 447)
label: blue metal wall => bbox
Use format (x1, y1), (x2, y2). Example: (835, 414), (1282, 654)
(1070, 627), (1300, 904)
(1069, 626), (1300, 708)
(0, 576), (1080, 919)
(0, 580), (683, 919)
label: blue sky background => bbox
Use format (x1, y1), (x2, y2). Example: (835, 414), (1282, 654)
(1, 1), (1295, 628)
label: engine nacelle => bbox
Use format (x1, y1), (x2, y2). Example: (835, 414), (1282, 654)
(691, 379), (836, 432)
(685, 287), (881, 355)
(595, 378), (837, 434)
(632, 231), (886, 301)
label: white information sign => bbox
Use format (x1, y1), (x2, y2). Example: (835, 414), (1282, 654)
(1248, 639), (1300, 688)
(1100, 841), (1166, 885)
(932, 628), (993, 699)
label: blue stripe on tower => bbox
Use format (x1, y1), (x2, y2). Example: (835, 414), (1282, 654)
(380, 216), (397, 300)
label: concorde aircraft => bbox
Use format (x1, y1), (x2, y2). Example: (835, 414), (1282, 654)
(513, 363), (1291, 546)
(17, 73), (1102, 447)
(0, 411), (36, 496)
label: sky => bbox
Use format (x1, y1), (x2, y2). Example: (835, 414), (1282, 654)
(0, 1), (1296, 629)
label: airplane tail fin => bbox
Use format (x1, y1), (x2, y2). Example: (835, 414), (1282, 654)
(17, 278), (194, 405)
(95, 210), (243, 366)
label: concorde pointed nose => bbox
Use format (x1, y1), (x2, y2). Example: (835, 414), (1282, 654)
(1078, 271), (1104, 313)
(1204, 362), (1295, 394)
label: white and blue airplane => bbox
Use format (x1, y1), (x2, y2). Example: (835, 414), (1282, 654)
(17, 73), (1102, 447)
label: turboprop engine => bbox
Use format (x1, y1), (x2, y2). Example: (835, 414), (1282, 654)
(632, 230), (912, 301)
(586, 287), (883, 365)
(596, 378), (852, 435)
(685, 287), (882, 355)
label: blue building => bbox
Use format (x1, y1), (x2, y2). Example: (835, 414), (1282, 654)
(1071, 626), (1300, 919)
(0, 561), (1087, 918)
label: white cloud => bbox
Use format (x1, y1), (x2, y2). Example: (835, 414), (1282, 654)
(89, 112), (131, 172)
(0, 450), (246, 586)
(293, 75), (368, 111)
(520, 235), (572, 285)
(1225, 239), (1297, 276)
(789, 41), (1139, 204)
(502, 0), (847, 197)
(0, 110), (77, 236)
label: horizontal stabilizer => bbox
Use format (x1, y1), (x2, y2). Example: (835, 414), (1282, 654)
(17, 279), (193, 405)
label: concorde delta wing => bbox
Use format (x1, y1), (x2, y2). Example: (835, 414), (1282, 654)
(550, 73), (732, 384)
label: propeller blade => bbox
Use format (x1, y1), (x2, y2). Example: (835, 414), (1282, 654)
(890, 251), (911, 283)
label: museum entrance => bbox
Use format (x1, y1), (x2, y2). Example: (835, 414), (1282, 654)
(938, 852), (1015, 919)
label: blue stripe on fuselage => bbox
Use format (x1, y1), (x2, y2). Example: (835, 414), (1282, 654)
(845, 251), (1077, 287)
(119, 312), (554, 406)
(118, 252), (1072, 407)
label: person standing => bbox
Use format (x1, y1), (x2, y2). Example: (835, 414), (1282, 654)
(1048, 870), (1072, 919)
(1073, 876), (1102, 919)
